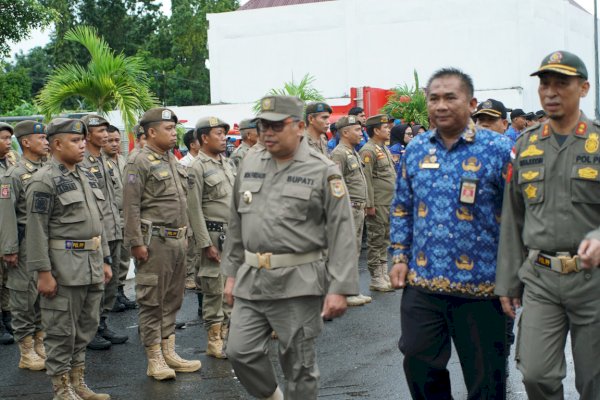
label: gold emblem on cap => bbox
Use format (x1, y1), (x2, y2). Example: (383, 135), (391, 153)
(161, 110), (172, 120)
(585, 133), (599, 153)
(349, 116), (355, 123)
(548, 51), (563, 64)
(209, 117), (219, 127)
(243, 190), (253, 204)
(74, 121), (82, 132)
(482, 100), (492, 109)
(261, 98), (274, 111)
(380, 116), (388, 123)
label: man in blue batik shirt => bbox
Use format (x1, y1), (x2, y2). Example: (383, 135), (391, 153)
(389, 68), (513, 400)
(505, 108), (528, 141)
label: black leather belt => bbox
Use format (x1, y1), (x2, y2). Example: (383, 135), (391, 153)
(206, 220), (225, 232)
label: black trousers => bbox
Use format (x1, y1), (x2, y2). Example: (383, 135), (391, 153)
(399, 287), (507, 400)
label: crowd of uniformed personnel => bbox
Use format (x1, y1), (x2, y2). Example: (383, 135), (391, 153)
(0, 49), (599, 400)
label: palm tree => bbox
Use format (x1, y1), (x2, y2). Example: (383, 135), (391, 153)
(253, 73), (325, 113)
(37, 26), (157, 131)
(382, 70), (429, 127)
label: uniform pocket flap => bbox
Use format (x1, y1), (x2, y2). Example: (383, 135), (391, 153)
(58, 191), (85, 206)
(518, 167), (545, 184)
(92, 188), (105, 201)
(240, 180), (263, 193)
(135, 273), (159, 286)
(282, 185), (312, 200)
(40, 295), (69, 311)
(571, 165), (600, 182)
(151, 169), (172, 181)
(205, 172), (224, 187)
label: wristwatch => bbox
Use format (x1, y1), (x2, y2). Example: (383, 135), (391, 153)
(103, 256), (113, 265)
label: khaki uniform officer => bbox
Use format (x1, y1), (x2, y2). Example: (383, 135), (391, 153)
(123, 107), (201, 381)
(80, 114), (128, 349)
(358, 115), (396, 292)
(0, 121), (48, 371)
(304, 102), (332, 156)
(330, 116), (372, 307)
(0, 122), (16, 345)
(187, 116), (234, 358)
(26, 118), (112, 400)
(230, 118), (258, 168)
(222, 96), (359, 400)
(496, 51), (600, 400)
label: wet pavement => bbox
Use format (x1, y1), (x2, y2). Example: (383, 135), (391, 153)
(0, 252), (578, 399)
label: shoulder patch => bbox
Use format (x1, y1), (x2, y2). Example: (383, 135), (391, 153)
(32, 191), (51, 213)
(329, 177), (345, 199)
(0, 184), (11, 199)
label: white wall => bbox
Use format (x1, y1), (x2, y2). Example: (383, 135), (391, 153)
(208, 0), (599, 115)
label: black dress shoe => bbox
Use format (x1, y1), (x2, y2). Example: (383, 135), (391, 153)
(117, 286), (138, 309)
(111, 300), (126, 313)
(99, 318), (128, 344)
(87, 332), (112, 350)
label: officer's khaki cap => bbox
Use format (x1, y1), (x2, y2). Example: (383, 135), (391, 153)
(195, 116), (230, 133)
(336, 115), (362, 130)
(133, 124), (145, 138)
(139, 107), (178, 126)
(530, 50), (588, 80)
(239, 118), (257, 130)
(305, 102), (332, 115)
(80, 114), (109, 128)
(0, 122), (14, 135)
(14, 121), (46, 138)
(255, 96), (304, 122)
(365, 114), (393, 128)
(46, 118), (87, 138)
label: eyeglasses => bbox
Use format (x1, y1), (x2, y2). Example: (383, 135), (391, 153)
(257, 118), (299, 133)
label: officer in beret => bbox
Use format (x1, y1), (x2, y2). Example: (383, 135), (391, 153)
(0, 121), (48, 370)
(304, 101), (332, 156)
(358, 114), (396, 292)
(496, 50), (600, 400)
(330, 116), (372, 306)
(0, 122), (17, 345)
(187, 116), (234, 358)
(473, 98), (509, 134)
(222, 95), (358, 400)
(505, 109), (527, 141)
(25, 118), (112, 399)
(123, 107), (201, 380)
(80, 115), (128, 350)
(230, 119), (258, 168)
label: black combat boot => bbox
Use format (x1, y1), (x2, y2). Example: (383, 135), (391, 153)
(98, 317), (128, 344)
(87, 332), (111, 350)
(197, 292), (203, 317)
(117, 286), (137, 309)
(110, 298), (126, 313)
(2, 311), (14, 334)
(0, 317), (14, 345)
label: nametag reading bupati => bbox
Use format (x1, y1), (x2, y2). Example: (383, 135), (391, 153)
(459, 177), (478, 204)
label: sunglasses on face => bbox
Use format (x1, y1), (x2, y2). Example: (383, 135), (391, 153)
(257, 118), (299, 133)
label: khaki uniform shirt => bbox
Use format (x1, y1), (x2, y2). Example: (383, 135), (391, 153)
(359, 139), (397, 207)
(0, 158), (43, 255)
(123, 144), (189, 248)
(304, 131), (329, 157)
(25, 159), (109, 286)
(187, 151), (234, 249)
(496, 114), (600, 297)
(221, 138), (359, 299)
(330, 143), (367, 203)
(230, 142), (251, 168)
(81, 150), (122, 241)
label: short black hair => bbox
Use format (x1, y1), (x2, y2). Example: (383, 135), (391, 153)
(183, 129), (196, 149)
(196, 126), (212, 142)
(348, 107), (364, 116)
(366, 126), (376, 138)
(426, 67), (474, 98)
(107, 125), (120, 133)
(330, 122), (337, 135)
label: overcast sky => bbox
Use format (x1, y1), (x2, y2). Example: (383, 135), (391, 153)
(5, 0), (596, 60)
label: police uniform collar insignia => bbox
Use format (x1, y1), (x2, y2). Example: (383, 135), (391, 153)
(585, 133), (599, 153)
(88, 155), (95, 162)
(25, 162), (34, 171)
(58, 164), (69, 174)
(162, 110), (172, 120)
(575, 122), (587, 137)
(541, 124), (551, 138)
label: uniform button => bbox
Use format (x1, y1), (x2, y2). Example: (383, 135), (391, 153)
(585, 273), (591, 280)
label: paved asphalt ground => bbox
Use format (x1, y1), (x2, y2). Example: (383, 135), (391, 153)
(0, 251), (578, 399)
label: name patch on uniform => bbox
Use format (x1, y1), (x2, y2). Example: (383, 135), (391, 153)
(520, 157), (543, 167)
(576, 154), (600, 164)
(32, 191), (51, 213)
(52, 176), (77, 195)
(244, 172), (266, 179)
(287, 176), (315, 186)
(88, 180), (99, 189)
(0, 184), (10, 199)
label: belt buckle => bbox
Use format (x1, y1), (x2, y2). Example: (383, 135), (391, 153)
(558, 254), (579, 274)
(257, 252), (272, 270)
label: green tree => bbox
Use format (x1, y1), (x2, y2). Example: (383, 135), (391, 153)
(253, 73), (325, 113)
(381, 71), (428, 127)
(0, 0), (54, 56)
(0, 65), (33, 113)
(36, 26), (157, 130)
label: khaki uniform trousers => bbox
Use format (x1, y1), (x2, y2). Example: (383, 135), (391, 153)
(40, 283), (104, 376)
(186, 237), (200, 282)
(135, 236), (186, 346)
(6, 245), (41, 342)
(365, 204), (390, 273)
(118, 239), (130, 286)
(351, 206), (365, 254)
(0, 260), (9, 311)
(101, 240), (122, 316)
(227, 296), (323, 400)
(197, 230), (231, 330)
(516, 260), (600, 400)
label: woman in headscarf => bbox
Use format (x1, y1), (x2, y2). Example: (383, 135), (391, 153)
(412, 124), (427, 136)
(388, 123), (412, 172)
